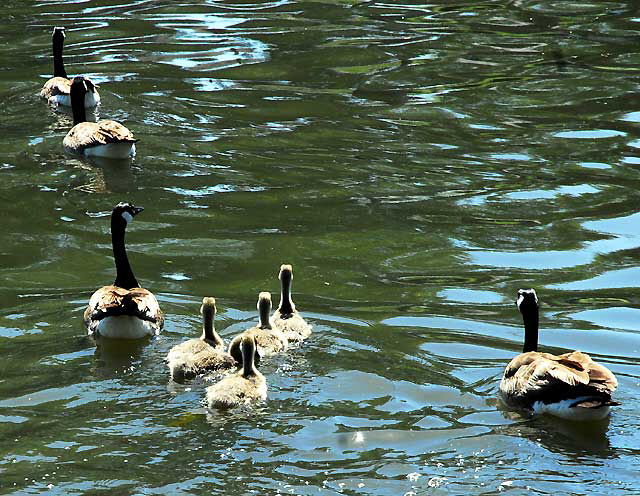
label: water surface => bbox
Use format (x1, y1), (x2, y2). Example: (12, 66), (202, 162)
(1, 0), (640, 494)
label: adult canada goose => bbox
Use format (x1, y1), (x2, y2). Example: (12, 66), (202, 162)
(63, 76), (136, 159)
(272, 264), (312, 342)
(228, 292), (288, 363)
(84, 202), (164, 339)
(40, 27), (100, 108)
(166, 297), (237, 381)
(206, 335), (267, 409)
(499, 288), (618, 421)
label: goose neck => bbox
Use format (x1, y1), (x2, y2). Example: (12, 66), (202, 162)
(111, 218), (139, 290)
(522, 309), (539, 353)
(53, 35), (67, 79)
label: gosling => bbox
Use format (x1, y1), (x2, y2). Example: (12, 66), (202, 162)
(272, 264), (312, 342)
(206, 335), (267, 409)
(228, 292), (288, 364)
(167, 297), (236, 381)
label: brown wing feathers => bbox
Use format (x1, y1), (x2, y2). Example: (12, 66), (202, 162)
(85, 286), (163, 325)
(40, 77), (70, 98)
(502, 351), (617, 408)
(66, 121), (137, 150)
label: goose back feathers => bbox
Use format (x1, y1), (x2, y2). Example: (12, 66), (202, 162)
(499, 289), (618, 421)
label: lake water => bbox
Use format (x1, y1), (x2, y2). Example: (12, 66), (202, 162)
(1, 0), (640, 494)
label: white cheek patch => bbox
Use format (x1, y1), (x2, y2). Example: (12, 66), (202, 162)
(516, 294), (524, 309)
(121, 211), (134, 224)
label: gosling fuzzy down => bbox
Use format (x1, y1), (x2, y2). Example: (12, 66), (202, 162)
(206, 335), (267, 409)
(272, 264), (312, 342)
(167, 297), (237, 381)
(228, 292), (288, 364)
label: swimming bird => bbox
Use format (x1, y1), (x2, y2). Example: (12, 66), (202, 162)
(499, 288), (618, 421)
(63, 76), (136, 159)
(40, 27), (100, 108)
(272, 264), (312, 342)
(206, 335), (267, 409)
(229, 292), (288, 363)
(84, 202), (163, 339)
(167, 297), (237, 381)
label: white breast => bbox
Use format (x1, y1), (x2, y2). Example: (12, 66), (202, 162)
(97, 315), (155, 339)
(84, 142), (136, 159)
(532, 398), (611, 421)
(49, 91), (100, 108)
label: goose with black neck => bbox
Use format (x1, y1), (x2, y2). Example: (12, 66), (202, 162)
(84, 202), (163, 339)
(63, 76), (136, 159)
(40, 27), (100, 108)
(499, 288), (618, 421)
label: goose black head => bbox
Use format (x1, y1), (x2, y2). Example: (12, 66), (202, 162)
(70, 75), (89, 95)
(516, 288), (538, 314)
(112, 202), (144, 226)
(52, 26), (66, 42)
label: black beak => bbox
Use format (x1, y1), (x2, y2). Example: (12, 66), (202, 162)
(132, 206), (144, 216)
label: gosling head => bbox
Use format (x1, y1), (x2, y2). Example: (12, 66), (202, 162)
(279, 264), (293, 281)
(201, 297), (217, 317)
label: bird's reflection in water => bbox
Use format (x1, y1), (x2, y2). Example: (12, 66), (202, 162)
(92, 337), (148, 377)
(52, 101), (100, 123)
(67, 155), (136, 194)
(497, 401), (615, 458)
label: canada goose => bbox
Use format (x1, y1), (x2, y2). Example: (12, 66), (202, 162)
(167, 297), (237, 381)
(206, 335), (267, 409)
(40, 27), (100, 108)
(272, 264), (312, 342)
(84, 202), (163, 339)
(63, 76), (136, 159)
(228, 292), (288, 363)
(499, 288), (618, 421)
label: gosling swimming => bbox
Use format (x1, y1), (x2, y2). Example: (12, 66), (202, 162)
(228, 292), (288, 364)
(206, 335), (267, 409)
(272, 264), (312, 342)
(167, 297), (237, 382)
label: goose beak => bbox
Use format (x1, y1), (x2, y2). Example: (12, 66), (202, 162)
(132, 206), (144, 216)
